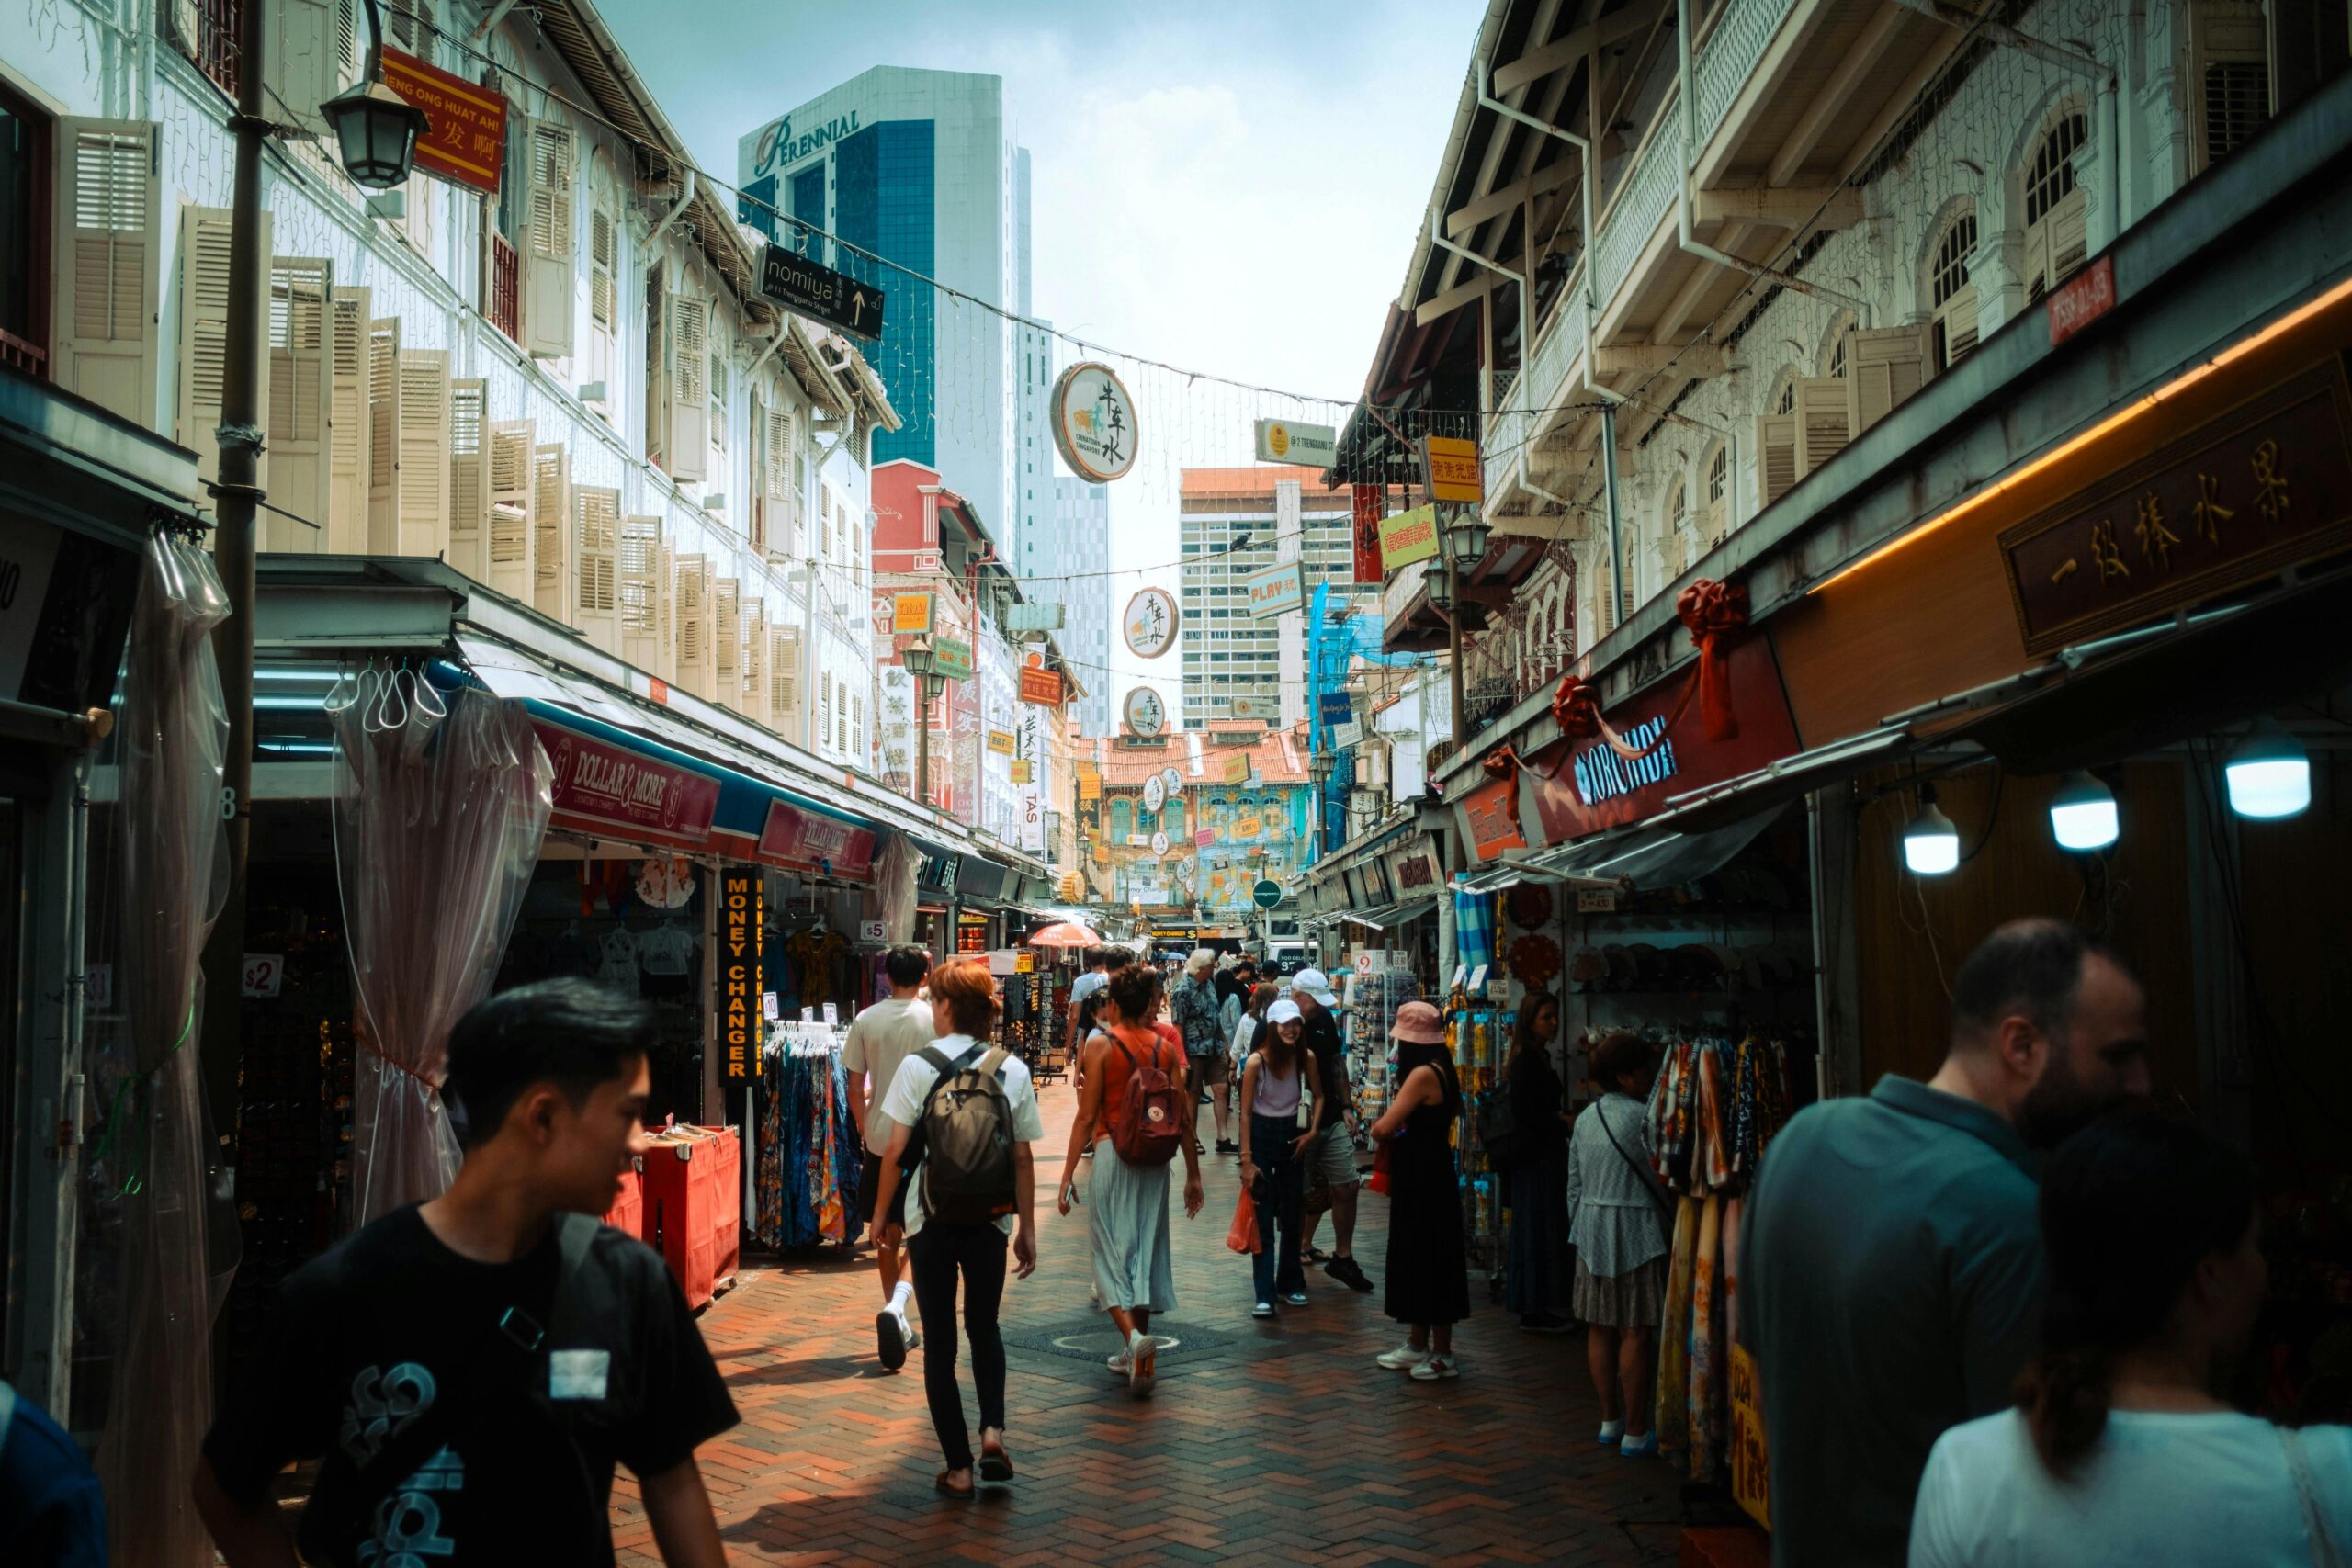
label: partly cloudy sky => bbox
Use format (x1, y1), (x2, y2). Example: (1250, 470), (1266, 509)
(600, 0), (1482, 717)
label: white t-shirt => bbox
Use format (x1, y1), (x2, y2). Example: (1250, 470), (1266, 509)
(841, 996), (935, 1155)
(1910, 1406), (2352, 1568)
(876, 1033), (1045, 1242)
(596, 927), (639, 992)
(637, 923), (695, 976)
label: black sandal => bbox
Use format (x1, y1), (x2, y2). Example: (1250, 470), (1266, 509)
(978, 1446), (1015, 1483)
(935, 1471), (975, 1497)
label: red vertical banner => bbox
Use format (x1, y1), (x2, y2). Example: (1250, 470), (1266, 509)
(1351, 484), (1384, 583)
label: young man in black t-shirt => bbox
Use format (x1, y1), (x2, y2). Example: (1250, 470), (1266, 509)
(194, 978), (739, 1567)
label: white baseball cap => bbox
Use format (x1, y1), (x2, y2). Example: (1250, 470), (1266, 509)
(1266, 999), (1304, 1025)
(1291, 968), (1339, 1007)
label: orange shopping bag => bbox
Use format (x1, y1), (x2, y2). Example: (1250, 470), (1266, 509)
(1226, 1183), (1262, 1254)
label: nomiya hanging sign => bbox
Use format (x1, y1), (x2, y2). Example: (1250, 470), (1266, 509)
(1052, 362), (1138, 482)
(757, 244), (886, 343)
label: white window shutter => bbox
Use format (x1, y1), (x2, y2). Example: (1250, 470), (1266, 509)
(771, 625), (802, 741)
(747, 391), (768, 555)
(1845, 325), (1928, 435)
(391, 350), (449, 557)
(52, 118), (161, 427)
(1792, 377), (1849, 481)
(655, 540), (676, 683)
(712, 576), (742, 708)
(665, 295), (708, 481)
(176, 204), (272, 491)
(264, 256), (332, 552)
(573, 485), (620, 651)
(675, 553), (711, 698)
(586, 204), (616, 397)
(365, 317), (400, 550)
(523, 120), (577, 358)
(447, 377), (487, 576)
(741, 603), (767, 716)
(619, 514), (666, 675)
(1754, 412), (1798, 509)
(763, 401), (797, 558)
(819, 675), (832, 754)
(486, 419), (535, 602)
(531, 442), (571, 620)
(327, 286), (372, 553)
(266, 0), (342, 141)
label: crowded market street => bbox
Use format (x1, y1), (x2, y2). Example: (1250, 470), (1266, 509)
(611, 1079), (1682, 1567)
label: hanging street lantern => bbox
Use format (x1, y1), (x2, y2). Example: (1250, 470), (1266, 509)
(322, 0), (428, 189)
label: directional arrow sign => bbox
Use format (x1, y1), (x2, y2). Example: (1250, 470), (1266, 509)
(757, 244), (887, 343)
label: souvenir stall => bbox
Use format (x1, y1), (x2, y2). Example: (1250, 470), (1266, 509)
(1443, 880), (1508, 1275)
(1340, 953), (1422, 1125)
(752, 1016), (863, 1252)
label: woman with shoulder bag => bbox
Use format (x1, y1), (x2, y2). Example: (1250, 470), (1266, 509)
(1505, 994), (1575, 1334)
(1566, 1031), (1672, 1456)
(1238, 999), (1321, 1319)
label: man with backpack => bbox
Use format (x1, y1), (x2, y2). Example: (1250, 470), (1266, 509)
(868, 959), (1044, 1496)
(193, 979), (737, 1567)
(1055, 963), (1204, 1395)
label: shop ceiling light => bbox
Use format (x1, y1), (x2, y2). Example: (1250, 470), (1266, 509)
(2224, 718), (2311, 820)
(1903, 784), (1961, 876)
(2049, 771), (2120, 852)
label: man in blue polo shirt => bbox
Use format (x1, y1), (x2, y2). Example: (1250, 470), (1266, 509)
(1740, 919), (2148, 1568)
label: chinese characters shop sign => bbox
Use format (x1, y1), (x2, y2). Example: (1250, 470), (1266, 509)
(380, 49), (508, 195)
(719, 869), (763, 1085)
(2000, 358), (2352, 655)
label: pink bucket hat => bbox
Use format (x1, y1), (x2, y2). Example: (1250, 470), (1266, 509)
(1391, 999), (1446, 1044)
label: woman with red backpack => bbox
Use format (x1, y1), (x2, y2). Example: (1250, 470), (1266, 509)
(1055, 964), (1205, 1395)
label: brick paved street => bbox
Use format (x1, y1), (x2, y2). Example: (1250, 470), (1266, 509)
(613, 1079), (1683, 1566)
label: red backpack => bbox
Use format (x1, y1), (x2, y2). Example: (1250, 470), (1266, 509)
(1103, 1025), (1184, 1168)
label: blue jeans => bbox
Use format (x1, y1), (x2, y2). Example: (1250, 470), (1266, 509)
(1250, 1113), (1306, 1303)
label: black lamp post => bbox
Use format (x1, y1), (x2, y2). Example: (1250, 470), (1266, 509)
(322, 0), (427, 189)
(902, 637), (944, 809)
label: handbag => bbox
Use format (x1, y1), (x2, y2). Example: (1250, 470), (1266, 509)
(1595, 1098), (1674, 1224)
(1226, 1183), (1262, 1254)
(1367, 1138), (1394, 1196)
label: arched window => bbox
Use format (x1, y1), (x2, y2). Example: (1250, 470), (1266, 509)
(1665, 477), (1688, 543)
(1823, 316), (1855, 379)
(1702, 444), (1729, 540)
(1928, 206), (1979, 370)
(1774, 374), (1798, 415)
(2022, 106), (2090, 300)
(1165, 797), (1186, 841)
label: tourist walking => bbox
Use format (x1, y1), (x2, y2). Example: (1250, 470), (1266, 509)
(844, 944), (935, 1371)
(1741, 919), (2151, 1567)
(1507, 993), (1575, 1334)
(1238, 999), (1321, 1317)
(1566, 1031), (1672, 1452)
(1171, 949), (1231, 1145)
(1369, 1000), (1471, 1380)
(868, 959), (1044, 1496)
(1910, 1111), (2351, 1565)
(195, 979), (737, 1566)
(1294, 968), (1373, 1292)
(1057, 964), (1205, 1394)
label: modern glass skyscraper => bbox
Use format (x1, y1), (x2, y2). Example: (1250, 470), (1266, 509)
(738, 68), (1034, 556)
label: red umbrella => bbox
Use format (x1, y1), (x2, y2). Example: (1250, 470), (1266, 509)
(1026, 920), (1102, 948)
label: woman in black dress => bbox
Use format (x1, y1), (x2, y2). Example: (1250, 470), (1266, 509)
(1505, 993), (1574, 1332)
(1369, 999), (1470, 1380)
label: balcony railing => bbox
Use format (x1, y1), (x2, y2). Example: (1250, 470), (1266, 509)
(489, 231), (520, 344)
(185, 0), (245, 98)
(0, 327), (48, 379)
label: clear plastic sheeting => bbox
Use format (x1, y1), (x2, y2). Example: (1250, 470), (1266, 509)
(330, 669), (551, 1224)
(874, 831), (920, 944)
(87, 530), (233, 1567)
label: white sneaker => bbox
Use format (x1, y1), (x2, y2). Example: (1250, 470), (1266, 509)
(1376, 1342), (1428, 1371)
(898, 1312), (920, 1354)
(1105, 1349), (1132, 1373)
(1409, 1354), (1459, 1381)
(1128, 1327), (1158, 1395)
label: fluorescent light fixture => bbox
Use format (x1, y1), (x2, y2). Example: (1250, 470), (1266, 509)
(2049, 771), (2120, 852)
(1903, 785), (1961, 875)
(2225, 718), (2311, 819)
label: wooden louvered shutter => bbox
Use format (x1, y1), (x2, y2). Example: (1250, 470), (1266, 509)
(51, 118), (161, 426)
(386, 351), (448, 557)
(447, 378), (487, 576)
(655, 541), (676, 683)
(771, 625), (802, 742)
(532, 442), (571, 620)
(264, 256), (332, 551)
(675, 553), (711, 697)
(523, 119), (577, 358)
(1754, 412), (1798, 509)
(1844, 326), (1928, 435)
(1792, 377), (1849, 481)
(486, 420), (535, 601)
(712, 576), (742, 709)
(619, 514), (666, 675)
(665, 295), (708, 481)
(573, 485), (620, 652)
(327, 287), (372, 553)
(366, 316), (401, 549)
(586, 204), (616, 397)
(176, 205), (272, 491)
(763, 400), (796, 558)
(741, 604), (768, 716)
(266, 0), (344, 141)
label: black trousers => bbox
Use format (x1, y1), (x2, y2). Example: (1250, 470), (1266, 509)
(906, 1221), (1009, 1471)
(1250, 1113), (1306, 1303)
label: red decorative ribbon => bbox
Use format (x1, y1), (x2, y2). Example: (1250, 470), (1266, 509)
(1677, 578), (1748, 742)
(1482, 748), (1520, 781)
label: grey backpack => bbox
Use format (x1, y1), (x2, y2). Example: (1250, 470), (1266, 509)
(910, 1044), (1018, 1225)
